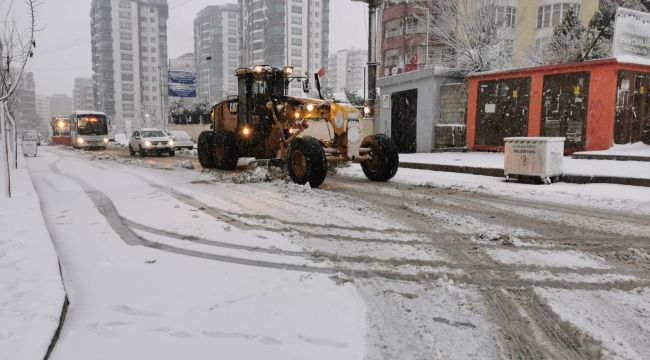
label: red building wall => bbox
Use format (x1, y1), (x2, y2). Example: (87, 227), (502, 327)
(466, 59), (646, 153)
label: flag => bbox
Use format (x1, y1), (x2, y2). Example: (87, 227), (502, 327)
(317, 67), (326, 77)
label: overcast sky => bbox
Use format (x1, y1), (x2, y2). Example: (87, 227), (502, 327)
(27, 0), (368, 97)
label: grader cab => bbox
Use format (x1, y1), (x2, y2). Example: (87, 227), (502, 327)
(197, 65), (399, 187)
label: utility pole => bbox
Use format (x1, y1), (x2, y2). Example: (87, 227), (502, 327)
(352, 0), (382, 110)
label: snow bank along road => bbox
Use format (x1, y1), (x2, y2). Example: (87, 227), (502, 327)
(27, 145), (650, 360)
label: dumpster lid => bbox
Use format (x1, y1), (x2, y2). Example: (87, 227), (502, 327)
(504, 137), (566, 142)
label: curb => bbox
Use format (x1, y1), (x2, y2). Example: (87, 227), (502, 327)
(571, 154), (650, 162)
(398, 162), (650, 188)
(399, 162), (504, 177)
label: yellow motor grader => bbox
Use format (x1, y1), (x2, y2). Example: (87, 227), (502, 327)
(197, 65), (399, 187)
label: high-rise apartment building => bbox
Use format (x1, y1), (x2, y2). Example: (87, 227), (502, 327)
(35, 95), (51, 135)
(91, 0), (169, 132)
(194, 4), (240, 104)
(13, 71), (37, 131)
(73, 78), (95, 110)
(50, 94), (73, 116)
(327, 48), (368, 95)
(240, 0), (330, 96)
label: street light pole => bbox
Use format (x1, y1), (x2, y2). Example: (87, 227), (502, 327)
(352, 0), (381, 110)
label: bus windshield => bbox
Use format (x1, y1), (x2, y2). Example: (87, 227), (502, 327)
(77, 115), (107, 135)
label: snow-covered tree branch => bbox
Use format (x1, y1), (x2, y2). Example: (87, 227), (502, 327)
(0, 0), (39, 198)
(401, 0), (516, 74)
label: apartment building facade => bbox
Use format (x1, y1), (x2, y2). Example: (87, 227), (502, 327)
(240, 0), (330, 96)
(91, 0), (169, 132)
(378, 0), (600, 76)
(327, 48), (368, 95)
(73, 78), (96, 111)
(194, 4), (240, 105)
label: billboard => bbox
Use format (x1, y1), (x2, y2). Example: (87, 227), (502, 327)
(613, 7), (650, 58)
(168, 70), (196, 97)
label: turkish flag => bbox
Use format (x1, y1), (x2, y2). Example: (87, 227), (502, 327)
(317, 67), (326, 77)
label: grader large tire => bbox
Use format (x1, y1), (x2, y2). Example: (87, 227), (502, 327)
(214, 131), (239, 170)
(197, 131), (216, 168)
(287, 136), (327, 188)
(361, 134), (399, 182)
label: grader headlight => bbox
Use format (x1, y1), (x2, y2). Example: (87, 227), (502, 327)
(306, 104), (314, 112)
(241, 125), (252, 137)
(283, 66), (294, 76)
(294, 111), (301, 119)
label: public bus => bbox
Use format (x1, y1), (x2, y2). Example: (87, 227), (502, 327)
(70, 110), (110, 150)
(50, 116), (71, 145)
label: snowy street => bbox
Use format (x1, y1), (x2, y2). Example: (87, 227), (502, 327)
(20, 145), (650, 359)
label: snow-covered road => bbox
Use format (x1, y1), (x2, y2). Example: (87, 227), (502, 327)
(24, 145), (650, 359)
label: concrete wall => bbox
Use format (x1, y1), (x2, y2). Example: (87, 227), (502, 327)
(376, 66), (463, 153)
(435, 83), (467, 149)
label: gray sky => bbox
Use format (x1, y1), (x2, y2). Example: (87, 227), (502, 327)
(28, 0), (368, 96)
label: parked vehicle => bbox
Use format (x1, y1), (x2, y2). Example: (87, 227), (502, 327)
(22, 130), (38, 157)
(168, 130), (194, 150)
(129, 128), (175, 157)
(70, 110), (110, 150)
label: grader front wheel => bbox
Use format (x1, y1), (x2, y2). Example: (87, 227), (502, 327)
(214, 131), (239, 170)
(361, 134), (399, 182)
(197, 131), (216, 168)
(287, 136), (327, 188)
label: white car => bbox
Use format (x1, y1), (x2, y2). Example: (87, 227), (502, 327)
(168, 131), (194, 150)
(129, 128), (175, 157)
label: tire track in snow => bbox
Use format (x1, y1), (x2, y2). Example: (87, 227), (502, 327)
(45, 153), (334, 274)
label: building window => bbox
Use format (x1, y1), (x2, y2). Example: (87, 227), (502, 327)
(119, 21), (132, 30)
(119, 10), (131, 19)
(119, 32), (132, 40)
(404, 17), (424, 35)
(228, 37), (237, 44)
(292, 59), (302, 67)
(228, 44), (236, 51)
(291, 27), (302, 35)
(385, 19), (402, 38)
(122, 94), (134, 101)
(119, 1), (130, 9)
(291, 38), (302, 46)
(122, 83), (134, 91)
(120, 42), (133, 51)
(151, 57), (156, 62)
(537, 3), (580, 29)
(384, 48), (401, 67)
(141, 46), (148, 52)
(228, 12), (237, 19)
(292, 16), (302, 25)
(123, 103), (135, 111)
(121, 63), (133, 71)
(150, 47), (156, 53)
(292, 6), (302, 13)
(150, 17), (155, 23)
(120, 53), (133, 61)
(497, 6), (517, 29)
(121, 73), (133, 81)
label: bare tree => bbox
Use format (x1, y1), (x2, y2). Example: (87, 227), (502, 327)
(0, 0), (39, 198)
(401, 0), (515, 74)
